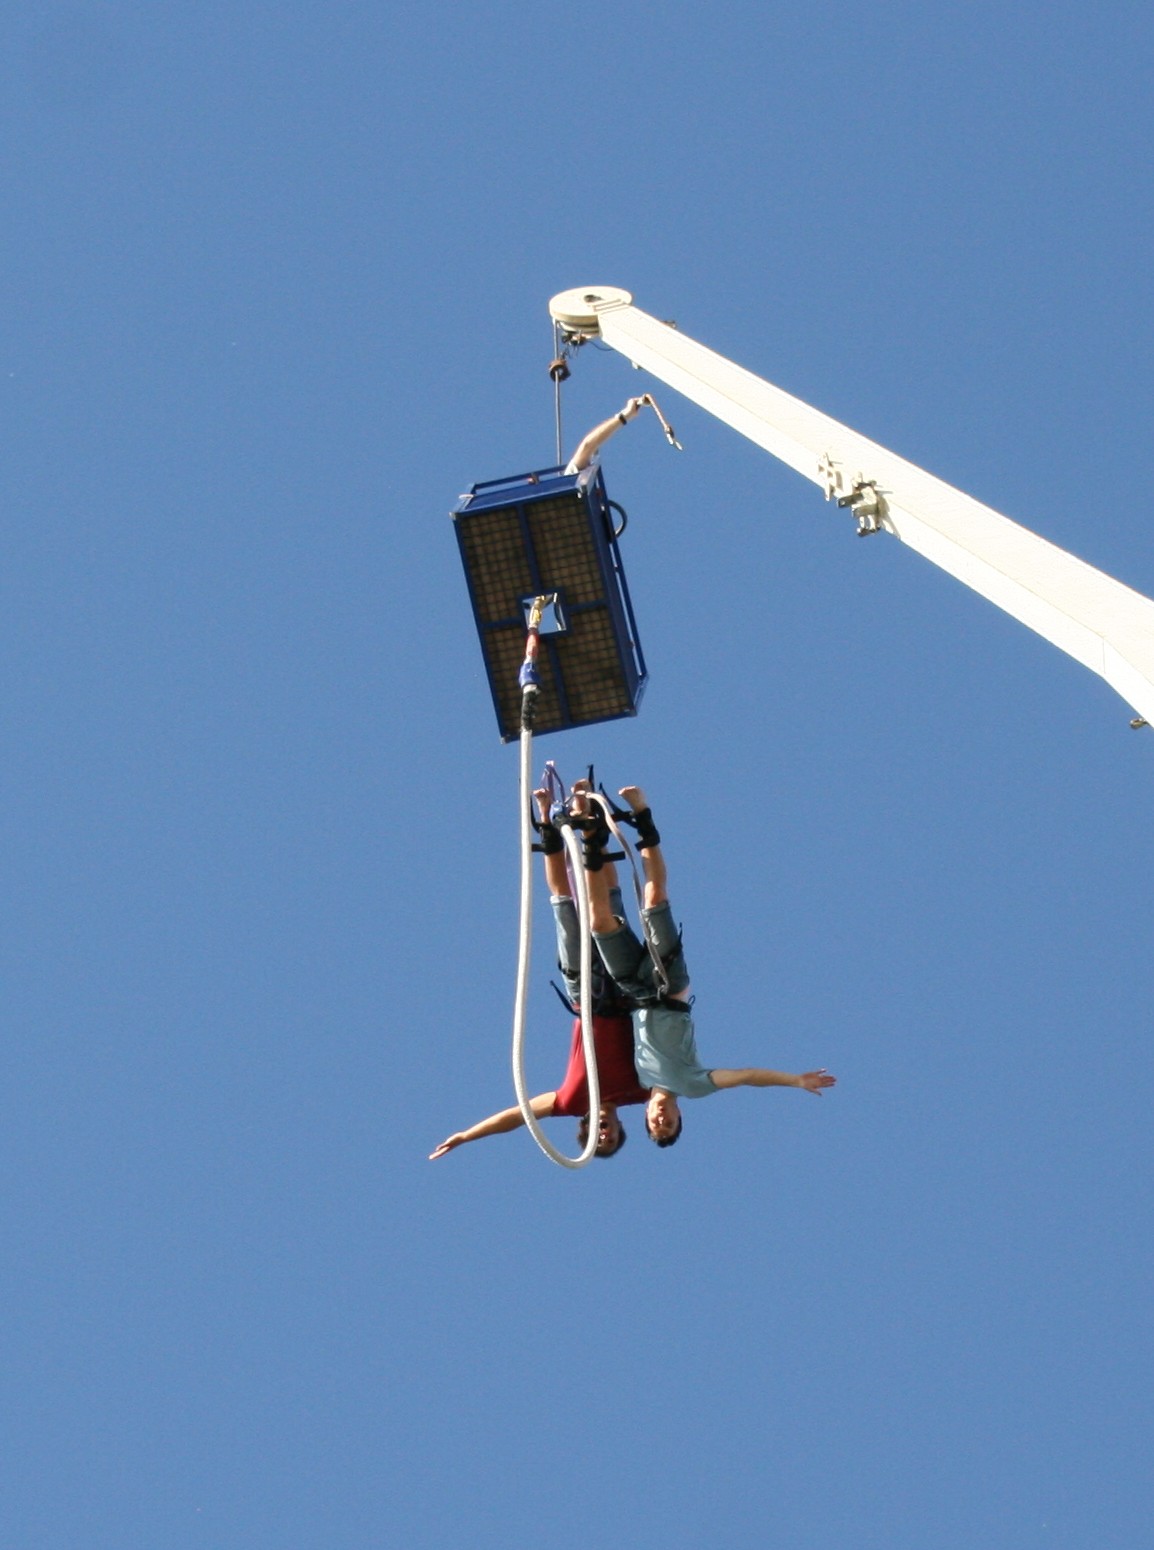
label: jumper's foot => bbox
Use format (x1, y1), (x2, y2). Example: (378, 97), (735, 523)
(616, 786), (660, 851)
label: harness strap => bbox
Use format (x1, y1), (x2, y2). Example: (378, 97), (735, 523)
(550, 979), (577, 1016)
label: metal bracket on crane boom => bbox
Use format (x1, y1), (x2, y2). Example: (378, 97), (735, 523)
(839, 478), (887, 537)
(818, 454), (887, 535)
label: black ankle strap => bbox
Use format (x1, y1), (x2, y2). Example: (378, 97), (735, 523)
(530, 812), (565, 855)
(597, 785), (660, 849)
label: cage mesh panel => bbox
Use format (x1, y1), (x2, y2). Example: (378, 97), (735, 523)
(479, 610), (631, 738)
(458, 509), (535, 622)
(456, 486), (640, 739)
(526, 496), (604, 607)
(484, 623), (564, 739)
(555, 610), (627, 721)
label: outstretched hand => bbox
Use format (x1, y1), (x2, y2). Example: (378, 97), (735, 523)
(429, 1133), (468, 1160)
(798, 1069), (836, 1095)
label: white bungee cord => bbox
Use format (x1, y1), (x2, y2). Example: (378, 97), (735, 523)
(510, 722), (601, 1169)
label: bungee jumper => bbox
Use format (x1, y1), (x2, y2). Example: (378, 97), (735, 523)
(575, 781), (836, 1146)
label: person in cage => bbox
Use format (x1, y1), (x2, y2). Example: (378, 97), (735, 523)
(564, 396), (648, 473)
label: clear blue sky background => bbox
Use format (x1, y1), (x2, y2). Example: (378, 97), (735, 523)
(3, 4), (1151, 1547)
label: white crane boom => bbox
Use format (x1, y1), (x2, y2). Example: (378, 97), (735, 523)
(548, 286), (1154, 728)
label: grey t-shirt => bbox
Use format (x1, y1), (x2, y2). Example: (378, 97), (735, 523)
(633, 1004), (717, 1099)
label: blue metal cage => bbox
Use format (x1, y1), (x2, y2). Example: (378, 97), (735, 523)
(452, 464), (647, 743)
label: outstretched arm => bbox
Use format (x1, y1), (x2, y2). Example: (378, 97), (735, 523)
(429, 1092), (556, 1159)
(565, 397), (646, 473)
(710, 1068), (836, 1095)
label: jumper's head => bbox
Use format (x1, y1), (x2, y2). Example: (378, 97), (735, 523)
(645, 1091), (682, 1147)
(578, 1105), (627, 1159)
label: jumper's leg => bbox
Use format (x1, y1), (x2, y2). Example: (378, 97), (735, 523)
(570, 780), (619, 934)
(533, 788), (570, 898)
(618, 785), (667, 908)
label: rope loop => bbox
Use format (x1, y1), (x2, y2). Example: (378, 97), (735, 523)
(510, 626), (601, 1170)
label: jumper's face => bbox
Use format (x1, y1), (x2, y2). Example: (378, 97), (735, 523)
(646, 1091), (681, 1143)
(578, 1108), (623, 1157)
(595, 1109), (622, 1156)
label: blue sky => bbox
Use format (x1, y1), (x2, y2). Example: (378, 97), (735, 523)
(2, 4), (1152, 1547)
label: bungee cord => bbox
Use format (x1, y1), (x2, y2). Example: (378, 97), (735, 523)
(510, 599), (601, 1169)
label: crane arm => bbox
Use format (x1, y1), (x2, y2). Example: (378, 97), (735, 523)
(548, 287), (1154, 727)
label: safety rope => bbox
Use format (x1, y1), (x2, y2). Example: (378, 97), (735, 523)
(549, 323), (570, 467)
(510, 601), (601, 1169)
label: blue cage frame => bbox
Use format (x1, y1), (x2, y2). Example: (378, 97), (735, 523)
(452, 464), (648, 742)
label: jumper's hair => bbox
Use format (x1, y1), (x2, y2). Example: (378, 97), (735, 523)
(646, 1113), (683, 1148)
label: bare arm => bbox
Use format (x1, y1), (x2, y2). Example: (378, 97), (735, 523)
(710, 1068), (836, 1095)
(429, 1092), (556, 1159)
(565, 397), (645, 472)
